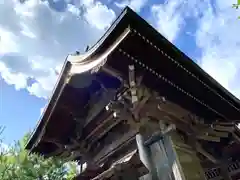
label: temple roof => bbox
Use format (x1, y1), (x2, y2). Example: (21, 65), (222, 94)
(25, 7), (240, 164)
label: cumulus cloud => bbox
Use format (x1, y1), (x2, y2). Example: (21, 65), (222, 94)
(1, 0), (240, 103)
(150, 0), (211, 42)
(150, 0), (240, 100)
(0, 0), (115, 98)
(115, 0), (147, 12)
(82, 0), (116, 30)
(151, 0), (184, 42)
(196, 0), (240, 99)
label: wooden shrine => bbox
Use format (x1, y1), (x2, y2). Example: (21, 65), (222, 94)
(26, 7), (240, 180)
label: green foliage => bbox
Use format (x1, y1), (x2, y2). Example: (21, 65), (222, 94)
(0, 130), (77, 180)
(233, 1), (240, 19)
(233, 1), (240, 9)
(233, 4), (240, 9)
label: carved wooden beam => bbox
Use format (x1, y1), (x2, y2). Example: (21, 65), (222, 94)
(128, 65), (138, 105)
(151, 97), (233, 143)
(45, 147), (63, 157)
(93, 130), (137, 165)
(101, 66), (124, 82)
(85, 113), (114, 141)
(205, 130), (229, 138)
(88, 115), (124, 146)
(195, 142), (219, 164)
(232, 132), (240, 143)
(196, 135), (221, 142)
(43, 136), (92, 161)
(212, 124), (235, 132)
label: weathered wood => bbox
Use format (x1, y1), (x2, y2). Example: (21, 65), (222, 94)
(93, 130), (137, 165)
(169, 132), (207, 180)
(195, 142), (218, 164)
(219, 160), (232, 180)
(197, 135), (221, 142)
(213, 125), (235, 132)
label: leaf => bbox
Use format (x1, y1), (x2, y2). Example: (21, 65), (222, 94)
(0, 131), (77, 179)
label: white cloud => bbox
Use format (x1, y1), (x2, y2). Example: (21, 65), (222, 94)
(40, 105), (46, 116)
(196, 0), (240, 99)
(83, 1), (116, 30)
(151, 1), (184, 42)
(1, 0), (240, 103)
(150, 0), (211, 42)
(115, 0), (147, 12)
(0, 29), (19, 54)
(150, 0), (240, 100)
(0, 0), (115, 98)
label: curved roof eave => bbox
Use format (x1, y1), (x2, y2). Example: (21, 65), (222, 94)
(25, 6), (240, 151)
(25, 59), (71, 150)
(25, 7), (132, 151)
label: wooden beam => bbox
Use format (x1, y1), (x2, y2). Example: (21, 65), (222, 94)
(93, 130), (137, 165)
(195, 142), (218, 164)
(85, 113), (114, 141)
(213, 125), (235, 132)
(206, 130), (229, 138)
(232, 132), (240, 143)
(196, 135), (221, 142)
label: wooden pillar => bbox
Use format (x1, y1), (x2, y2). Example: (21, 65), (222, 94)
(136, 134), (158, 180)
(164, 131), (206, 180)
(137, 129), (206, 180)
(149, 138), (173, 180)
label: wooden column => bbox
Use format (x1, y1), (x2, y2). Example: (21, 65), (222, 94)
(136, 134), (158, 180)
(164, 131), (206, 180)
(137, 127), (206, 180)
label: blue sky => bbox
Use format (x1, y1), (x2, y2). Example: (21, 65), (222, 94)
(0, 0), (240, 145)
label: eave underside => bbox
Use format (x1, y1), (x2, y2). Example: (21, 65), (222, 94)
(25, 7), (240, 175)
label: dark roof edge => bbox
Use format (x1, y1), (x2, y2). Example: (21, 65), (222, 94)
(126, 7), (240, 107)
(25, 7), (132, 151)
(25, 60), (71, 150)
(68, 7), (131, 65)
(26, 6), (240, 151)
(80, 7), (130, 58)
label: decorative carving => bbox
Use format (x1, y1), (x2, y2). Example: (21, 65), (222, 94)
(91, 58), (108, 74)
